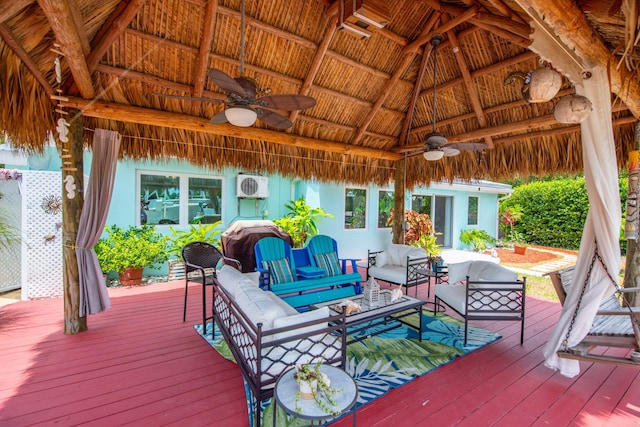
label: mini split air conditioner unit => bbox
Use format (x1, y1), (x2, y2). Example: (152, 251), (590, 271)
(236, 174), (269, 198)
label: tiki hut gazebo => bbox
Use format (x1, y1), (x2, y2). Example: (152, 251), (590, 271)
(1, 0), (639, 368)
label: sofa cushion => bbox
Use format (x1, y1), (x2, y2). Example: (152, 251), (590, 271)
(314, 251), (342, 277)
(272, 306), (330, 344)
(447, 261), (473, 285)
(368, 264), (408, 285)
(262, 258), (295, 284)
(235, 285), (290, 330)
(434, 283), (467, 314)
(386, 243), (427, 266)
(375, 250), (390, 267)
(467, 261), (517, 282)
(216, 264), (259, 298)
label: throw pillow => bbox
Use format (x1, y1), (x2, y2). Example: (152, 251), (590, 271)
(262, 258), (294, 284)
(315, 252), (342, 276)
(447, 260), (473, 285)
(375, 251), (389, 267)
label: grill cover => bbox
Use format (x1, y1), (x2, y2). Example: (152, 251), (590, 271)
(221, 220), (292, 273)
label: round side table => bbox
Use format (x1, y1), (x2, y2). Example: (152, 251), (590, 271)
(273, 364), (358, 426)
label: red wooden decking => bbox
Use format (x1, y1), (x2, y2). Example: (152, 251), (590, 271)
(1, 280), (638, 426)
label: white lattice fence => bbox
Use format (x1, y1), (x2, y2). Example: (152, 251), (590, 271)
(22, 171), (63, 299)
(0, 179), (22, 292)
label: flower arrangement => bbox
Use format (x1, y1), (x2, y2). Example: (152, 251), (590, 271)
(293, 359), (342, 415)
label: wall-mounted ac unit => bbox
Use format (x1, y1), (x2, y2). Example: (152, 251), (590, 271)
(236, 174), (269, 198)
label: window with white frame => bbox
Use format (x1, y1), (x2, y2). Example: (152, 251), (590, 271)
(139, 172), (223, 226)
(378, 190), (394, 228)
(344, 187), (367, 229)
(468, 196), (479, 225)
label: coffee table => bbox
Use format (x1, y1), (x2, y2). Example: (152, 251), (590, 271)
(310, 289), (425, 344)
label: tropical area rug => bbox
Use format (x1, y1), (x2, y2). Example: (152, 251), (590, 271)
(195, 312), (500, 426)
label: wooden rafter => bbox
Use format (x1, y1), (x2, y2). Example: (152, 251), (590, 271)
(0, 23), (54, 99)
(482, 0), (527, 24)
(192, 0), (218, 115)
(288, 15), (338, 130)
(415, 51), (537, 113)
(351, 12), (442, 146)
(517, 0), (640, 118)
(60, 97), (402, 161)
(68, 0), (89, 56)
(446, 27), (494, 148)
(87, 0), (145, 71)
(0, 0), (33, 23)
(37, 0), (95, 99)
(469, 17), (531, 48)
(121, 28), (407, 120)
(404, 5), (478, 54)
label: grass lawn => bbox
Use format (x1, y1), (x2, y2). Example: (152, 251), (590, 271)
(525, 275), (559, 301)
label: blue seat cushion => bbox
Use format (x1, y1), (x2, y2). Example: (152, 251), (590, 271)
(262, 258), (295, 284)
(314, 252), (342, 277)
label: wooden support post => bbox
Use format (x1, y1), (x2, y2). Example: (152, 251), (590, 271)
(623, 121), (640, 307)
(393, 159), (405, 244)
(62, 109), (87, 334)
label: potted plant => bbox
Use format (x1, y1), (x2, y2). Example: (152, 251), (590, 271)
(95, 224), (169, 285)
(510, 231), (529, 255)
(165, 222), (223, 279)
(274, 196), (334, 248)
(293, 359), (341, 415)
(459, 228), (495, 252)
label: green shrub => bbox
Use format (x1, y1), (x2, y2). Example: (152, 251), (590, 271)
(95, 225), (168, 273)
(500, 176), (628, 251)
(459, 228), (495, 252)
(274, 196), (334, 248)
(165, 222), (222, 258)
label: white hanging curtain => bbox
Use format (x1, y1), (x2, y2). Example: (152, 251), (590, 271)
(75, 129), (121, 316)
(543, 67), (621, 377)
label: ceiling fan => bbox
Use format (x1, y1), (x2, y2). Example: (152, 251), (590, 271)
(408, 34), (487, 161)
(155, 0), (316, 129)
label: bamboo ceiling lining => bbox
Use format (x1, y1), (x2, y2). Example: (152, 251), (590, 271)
(0, 0), (638, 187)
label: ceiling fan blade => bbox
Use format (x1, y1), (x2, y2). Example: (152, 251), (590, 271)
(210, 111), (228, 124)
(257, 109), (293, 129)
(258, 94), (316, 111)
(443, 147), (460, 157)
(447, 142), (490, 151)
(154, 93), (225, 103)
(208, 69), (246, 97)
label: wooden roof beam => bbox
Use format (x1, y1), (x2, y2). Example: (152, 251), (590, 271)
(87, 0), (145, 71)
(37, 0), (95, 99)
(60, 97), (402, 161)
(0, 0), (33, 23)
(404, 5), (478, 54)
(482, 0), (527, 24)
(192, 0), (218, 115)
(352, 11), (443, 145)
(0, 23), (54, 100)
(288, 15), (338, 130)
(469, 18), (531, 48)
(446, 29), (493, 148)
(517, 0), (640, 118)
(493, 114), (636, 145)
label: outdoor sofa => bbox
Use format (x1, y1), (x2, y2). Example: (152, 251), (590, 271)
(212, 265), (347, 427)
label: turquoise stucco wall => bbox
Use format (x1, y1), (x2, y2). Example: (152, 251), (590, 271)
(11, 145), (508, 272)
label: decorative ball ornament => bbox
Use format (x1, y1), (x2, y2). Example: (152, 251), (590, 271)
(522, 68), (562, 103)
(554, 95), (593, 123)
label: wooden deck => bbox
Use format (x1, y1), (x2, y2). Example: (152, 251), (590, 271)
(1, 280), (638, 426)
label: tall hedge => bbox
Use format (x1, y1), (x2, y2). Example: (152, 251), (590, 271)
(500, 177), (628, 250)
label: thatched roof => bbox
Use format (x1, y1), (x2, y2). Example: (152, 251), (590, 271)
(0, 0), (638, 187)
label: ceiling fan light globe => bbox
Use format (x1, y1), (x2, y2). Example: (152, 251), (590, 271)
(425, 132), (447, 146)
(225, 106), (257, 127)
(423, 149), (444, 161)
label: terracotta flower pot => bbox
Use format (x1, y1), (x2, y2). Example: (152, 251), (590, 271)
(513, 245), (527, 255)
(118, 267), (144, 286)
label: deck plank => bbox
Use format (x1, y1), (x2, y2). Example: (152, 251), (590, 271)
(1, 280), (638, 426)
